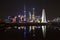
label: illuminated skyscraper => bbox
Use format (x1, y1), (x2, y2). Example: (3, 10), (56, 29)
(41, 9), (47, 38)
(24, 5), (26, 22)
(41, 9), (46, 23)
(32, 8), (35, 21)
(29, 11), (31, 20)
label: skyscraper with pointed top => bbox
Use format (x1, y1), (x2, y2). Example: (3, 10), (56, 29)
(41, 9), (46, 23)
(24, 5), (26, 22)
(32, 8), (35, 21)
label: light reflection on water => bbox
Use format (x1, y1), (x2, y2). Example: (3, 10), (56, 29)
(2, 26), (60, 40)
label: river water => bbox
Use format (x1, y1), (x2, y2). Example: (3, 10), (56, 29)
(0, 26), (60, 40)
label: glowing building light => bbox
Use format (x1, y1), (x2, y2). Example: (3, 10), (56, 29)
(21, 26), (24, 29)
(29, 26), (32, 31)
(12, 17), (16, 23)
(24, 5), (26, 22)
(29, 11), (32, 20)
(32, 8), (35, 21)
(18, 27), (21, 29)
(18, 15), (21, 17)
(32, 26), (35, 30)
(14, 16), (17, 18)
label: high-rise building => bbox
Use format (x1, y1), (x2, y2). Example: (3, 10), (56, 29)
(24, 5), (26, 22)
(32, 8), (35, 21)
(41, 9), (46, 23)
(29, 11), (32, 20)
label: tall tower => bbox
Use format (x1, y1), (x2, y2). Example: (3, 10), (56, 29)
(41, 9), (47, 38)
(29, 11), (31, 20)
(32, 8), (35, 21)
(24, 5), (26, 22)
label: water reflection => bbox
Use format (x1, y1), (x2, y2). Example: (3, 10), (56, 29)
(0, 26), (60, 40)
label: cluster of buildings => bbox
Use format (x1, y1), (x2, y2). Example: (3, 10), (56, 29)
(4, 6), (41, 23)
(0, 5), (60, 23)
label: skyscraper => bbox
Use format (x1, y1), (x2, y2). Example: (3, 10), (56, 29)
(29, 11), (32, 20)
(32, 8), (35, 21)
(24, 5), (26, 22)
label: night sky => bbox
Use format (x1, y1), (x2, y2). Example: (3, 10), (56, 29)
(0, 0), (60, 19)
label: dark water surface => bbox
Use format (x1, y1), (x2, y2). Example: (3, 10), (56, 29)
(0, 26), (60, 40)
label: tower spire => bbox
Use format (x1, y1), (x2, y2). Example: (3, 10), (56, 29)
(41, 9), (46, 23)
(24, 5), (26, 22)
(32, 8), (35, 20)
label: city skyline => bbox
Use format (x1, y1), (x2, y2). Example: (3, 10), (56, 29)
(0, 0), (60, 19)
